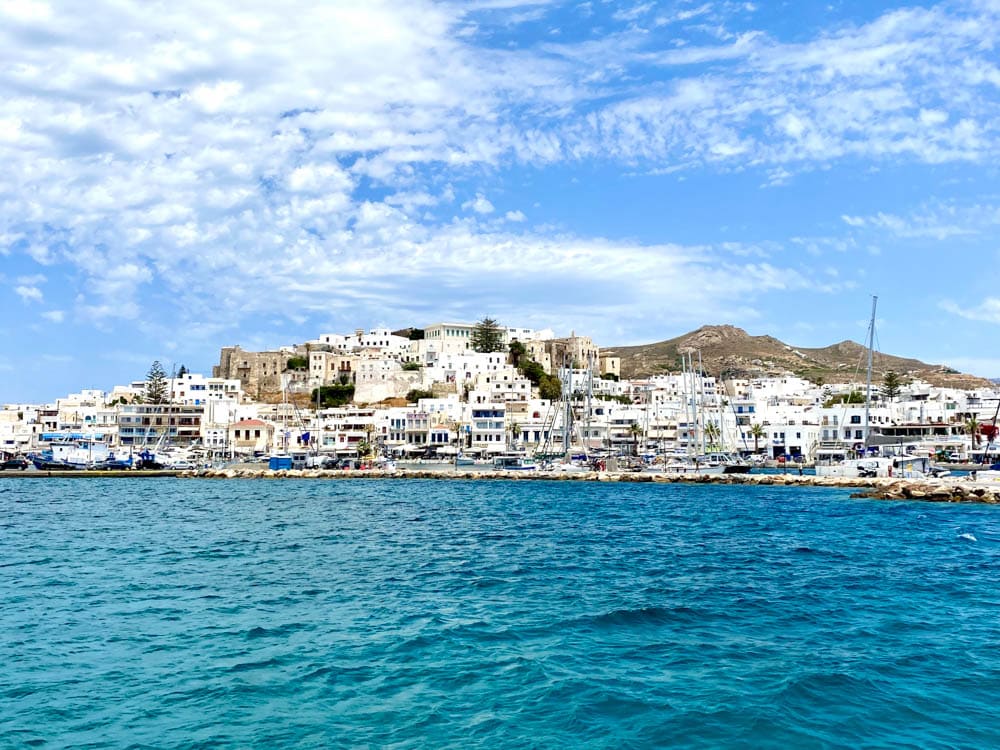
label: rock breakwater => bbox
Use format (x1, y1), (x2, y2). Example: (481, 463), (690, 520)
(179, 467), (1000, 503)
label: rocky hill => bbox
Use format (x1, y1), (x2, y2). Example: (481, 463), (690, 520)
(604, 325), (991, 389)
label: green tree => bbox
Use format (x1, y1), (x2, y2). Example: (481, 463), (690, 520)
(705, 422), (721, 450)
(508, 421), (521, 449)
(470, 317), (505, 353)
(450, 420), (467, 451)
(519, 359), (546, 386)
(406, 388), (435, 403)
(966, 417), (981, 451)
(628, 422), (644, 456)
(401, 361), (422, 371)
(286, 356), (308, 371)
(749, 423), (766, 453)
(144, 361), (168, 404)
(823, 390), (865, 408)
(177, 364), (187, 377)
(312, 384), (355, 407)
(596, 394), (632, 405)
(508, 340), (527, 367)
(538, 374), (562, 401)
(883, 370), (903, 401)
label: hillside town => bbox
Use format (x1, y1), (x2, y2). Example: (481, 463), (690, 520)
(2, 319), (998, 469)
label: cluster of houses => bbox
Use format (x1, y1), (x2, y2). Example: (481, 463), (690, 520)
(1, 322), (997, 464)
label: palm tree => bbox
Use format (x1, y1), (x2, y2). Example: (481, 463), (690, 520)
(449, 419), (464, 451)
(628, 422), (643, 456)
(750, 423), (766, 454)
(704, 422), (721, 451)
(508, 421), (521, 450)
(966, 417), (981, 454)
(355, 426), (374, 462)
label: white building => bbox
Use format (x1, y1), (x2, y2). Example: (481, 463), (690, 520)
(167, 373), (244, 406)
(315, 327), (410, 358)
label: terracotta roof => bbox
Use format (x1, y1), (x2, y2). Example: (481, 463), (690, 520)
(233, 419), (268, 427)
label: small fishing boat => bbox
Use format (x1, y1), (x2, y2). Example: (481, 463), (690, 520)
(492, 453), (538, 471)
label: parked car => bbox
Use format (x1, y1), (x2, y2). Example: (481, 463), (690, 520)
(1, 457), (29, 471)
(169, 460), (194, 470)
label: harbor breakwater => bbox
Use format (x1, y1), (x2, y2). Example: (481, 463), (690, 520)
(4, 466), (996, 503)
(178, 467), (1000, 504)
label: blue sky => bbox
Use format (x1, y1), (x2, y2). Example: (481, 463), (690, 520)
(3, 0), (1000, 401)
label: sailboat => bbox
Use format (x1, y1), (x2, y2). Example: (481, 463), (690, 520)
(640, 351), (728, 476)
(537, 356), (592, 471)
(268, 373), (297, 470)
(813, 296), (922, 479)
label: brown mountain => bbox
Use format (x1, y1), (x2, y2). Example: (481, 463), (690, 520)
(603, 325), (990, 389)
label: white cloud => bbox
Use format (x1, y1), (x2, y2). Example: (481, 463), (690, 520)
(546, 3), (1000, 171)
(0, 0), (995, 340)
(941, 298), (1000, 325)
(0, 0), (52, 22)
(613, 2), (653, 22)
(41, 309), (65, 323)
(287, 163), (353, 194)
(462, 193), (495, 214)
(919, 108), (949, 126)
(842, 201), (1000, 240)
(188, 81), (243, 114)
(15, 285), (42, 302)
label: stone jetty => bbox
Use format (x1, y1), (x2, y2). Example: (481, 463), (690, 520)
(178, 467), (1000, 504)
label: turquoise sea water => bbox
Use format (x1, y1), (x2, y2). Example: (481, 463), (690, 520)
(2, 478), (1000, 749)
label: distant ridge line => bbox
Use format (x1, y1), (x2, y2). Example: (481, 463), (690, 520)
(602, 324), (990, 388)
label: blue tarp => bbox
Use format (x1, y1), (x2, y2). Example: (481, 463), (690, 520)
(41, 433), (107, 441)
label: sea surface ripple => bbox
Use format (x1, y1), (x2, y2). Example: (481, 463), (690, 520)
(2, 478), (1000, 749)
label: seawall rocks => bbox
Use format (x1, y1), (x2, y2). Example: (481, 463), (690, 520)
(173, 468), (1000, 504)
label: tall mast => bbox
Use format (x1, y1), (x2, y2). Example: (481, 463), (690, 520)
(586, 351), (593, 451)
(685, 353), (696, 456)
(563, 354), (571, 452)
(698, 351), (706, 454)
(863, 295), (878, 449)
(721, 379), (728, 452)
(643, 384), (650, 455)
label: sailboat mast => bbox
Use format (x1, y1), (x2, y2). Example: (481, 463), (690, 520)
(586, 351), (593, 451)
(685, 352), (696, 456)
(697, 351), (706, 454)
(863, 295), (878, 449)
(563, 354), (571, 453)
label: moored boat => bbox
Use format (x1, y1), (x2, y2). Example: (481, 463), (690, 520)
(492, 453), (538, 471)
(29, 438), (114, 470)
